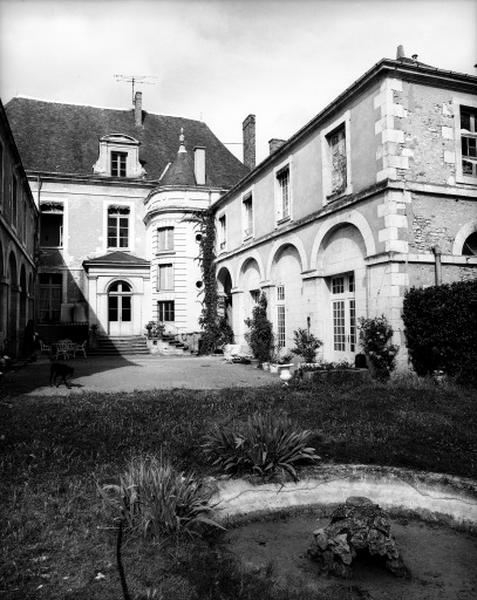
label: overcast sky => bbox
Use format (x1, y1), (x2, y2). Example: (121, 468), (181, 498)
(0, 0), (476, 163)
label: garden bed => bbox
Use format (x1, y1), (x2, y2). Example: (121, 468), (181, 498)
(1, 380), (476, 599)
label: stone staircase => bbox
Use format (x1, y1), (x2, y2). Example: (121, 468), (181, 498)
(88, 335), (149, 356)
(160, 333), (189, 353)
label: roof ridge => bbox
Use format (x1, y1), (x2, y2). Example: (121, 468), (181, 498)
(7, 95), (205, 123)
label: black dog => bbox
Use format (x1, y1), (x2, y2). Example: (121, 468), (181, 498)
(49, 362), (74, 388)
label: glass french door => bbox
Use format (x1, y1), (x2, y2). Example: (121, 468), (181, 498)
(108, 280), (133, 335)
(331, 273), (356, 361)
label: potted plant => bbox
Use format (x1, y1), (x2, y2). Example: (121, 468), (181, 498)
(359, 315), (398, 380)
(244, 292), (274, 369)
(291, 328), (322, 366)
(276, 349), (294, 383)
(145, 321), (154, 339)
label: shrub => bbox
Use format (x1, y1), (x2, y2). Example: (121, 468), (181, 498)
(202, 412), (320, 481)
(100, 455), (221, 540)
(359, 315), (398, 380)
(402, 281), (477, 383)
(244, 293), (274, 364)
(291, 328), (322, 363)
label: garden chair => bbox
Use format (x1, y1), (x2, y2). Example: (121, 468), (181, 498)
(73, 340), (87, 358)
(39, 340), (52, 355)
(54, 339), (74, 360)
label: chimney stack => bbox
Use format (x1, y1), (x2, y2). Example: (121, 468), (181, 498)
(396, 45), (406, 60)
(134, 91), (143, 126)
(194, 146), (206, 185)
(268, 138), (286, 155)
(242, 114), (256, 170)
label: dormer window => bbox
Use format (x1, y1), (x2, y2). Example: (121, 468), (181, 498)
(111, 151), (127, 177)
(93, 134), (145, 179)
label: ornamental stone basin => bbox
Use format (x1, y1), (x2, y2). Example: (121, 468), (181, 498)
(213, 464), (477, 531)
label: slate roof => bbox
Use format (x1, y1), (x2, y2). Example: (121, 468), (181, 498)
(83, 251), (150, 268)
(161, 147), (197, 186)
(5, 97), (249, 188)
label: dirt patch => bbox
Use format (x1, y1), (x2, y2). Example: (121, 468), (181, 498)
(224, 510), (477, 599)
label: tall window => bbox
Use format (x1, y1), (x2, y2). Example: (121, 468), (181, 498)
(108, 206), (129, 248)
(157, 226), (174, 252)
(331, 273), (355, 354)
(12, 175), (18, 228)
(157, 263), (174, 290)
(158, 300), (175, 322)
(22, 195), (27, 243)
(218, 215), (227, 250)
(276, 284), (286, 349)
(39, 273), (62, 322)
(327, 124), (347, 197)
(40, 203), (63, 247)
(460, 106), (477, 178)
(243, 194), (253, 238)
(111, 151), (127, 177)
(276, 166), (290, 220)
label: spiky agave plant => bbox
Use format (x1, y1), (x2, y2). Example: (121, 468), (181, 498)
(202, 412), (320, 482)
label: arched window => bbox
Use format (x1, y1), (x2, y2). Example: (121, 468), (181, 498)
(462, 232), (477, 256)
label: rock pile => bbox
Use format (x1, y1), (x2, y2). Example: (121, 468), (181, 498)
(308, 496), (409, 578)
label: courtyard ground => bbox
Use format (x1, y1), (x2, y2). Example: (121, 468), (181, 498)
(1, 361), (476, 599)
(0, 354), (277, 395)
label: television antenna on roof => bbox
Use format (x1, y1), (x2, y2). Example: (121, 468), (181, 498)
(114, 74), (159, 105)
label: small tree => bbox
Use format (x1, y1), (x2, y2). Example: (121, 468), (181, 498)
(244, 293), (274, 365)
(359, 315), (398, 380)
(291, 328), (322, 363)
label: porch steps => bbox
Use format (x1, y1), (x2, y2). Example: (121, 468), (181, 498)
(160, 334), (189, 353)
(88, 335), (149, 356)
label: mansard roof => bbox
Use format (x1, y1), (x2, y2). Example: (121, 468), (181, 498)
(5, 97), (249, 188)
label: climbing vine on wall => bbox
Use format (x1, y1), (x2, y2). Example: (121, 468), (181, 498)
(197, 208), (221, 354)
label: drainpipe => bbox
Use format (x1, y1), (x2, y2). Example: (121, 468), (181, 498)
(432, 244), (442, 286)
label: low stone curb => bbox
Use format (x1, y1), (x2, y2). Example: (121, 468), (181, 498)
(212, 464), (477, 532)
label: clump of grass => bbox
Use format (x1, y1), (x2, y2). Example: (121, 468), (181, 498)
(100, 455), (221, 541)
(202, 412), (320, 481)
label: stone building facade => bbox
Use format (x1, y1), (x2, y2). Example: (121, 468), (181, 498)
(0, 99), (39, 356)
(5, 94), (247, 344)
(214, 52), (477, 365)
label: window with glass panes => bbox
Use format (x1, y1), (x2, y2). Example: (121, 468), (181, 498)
(12, 175), (18, 228)
(218, 215), (226, 250)
(276, 167), (290, 219)
(243, 194), (253, 237)
(107, 206), (129, 248)
(39, 273), (62, 322)
(158, 300), (175, 322)
(40, 203), (63, 247)
(461, 106), (477, 178)
(157, 264), (173, 290)
(111, 151), (127, 177)
(331, 272), (355, 353)
(276, 285), (286, 348)
(157, 227), (174, 252)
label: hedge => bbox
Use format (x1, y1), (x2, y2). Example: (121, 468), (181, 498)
(402, 280), (477, 381)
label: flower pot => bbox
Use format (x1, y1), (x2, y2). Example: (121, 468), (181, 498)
(278, 363), (293, 383)
(270, 363), (279, 374)
(261, 362), (270, 371)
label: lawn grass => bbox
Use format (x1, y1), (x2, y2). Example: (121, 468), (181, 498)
(1, 379), (476, 599)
